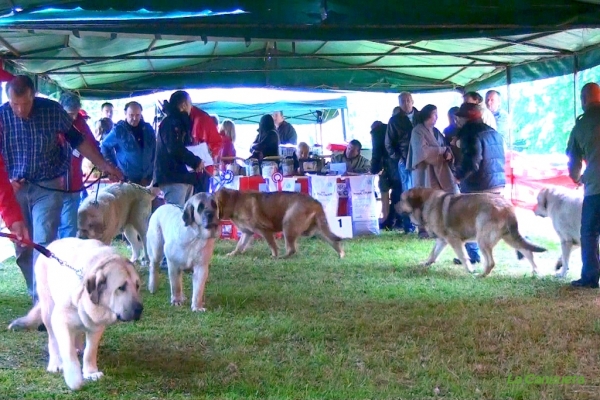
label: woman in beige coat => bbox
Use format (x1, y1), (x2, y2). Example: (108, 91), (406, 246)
(407, 104), (458, 238)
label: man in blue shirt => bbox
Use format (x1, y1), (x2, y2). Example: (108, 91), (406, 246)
(101, 101), (156, 185)
(0, 75), (123, 304)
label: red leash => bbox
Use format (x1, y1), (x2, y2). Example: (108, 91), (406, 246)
(0, 232), (82, 277)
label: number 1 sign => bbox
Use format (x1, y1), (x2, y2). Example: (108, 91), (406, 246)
(327, 215), (353, 239)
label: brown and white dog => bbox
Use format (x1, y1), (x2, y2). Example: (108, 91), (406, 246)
(399, 187), (546, 277)
(214, 188), (344, 259)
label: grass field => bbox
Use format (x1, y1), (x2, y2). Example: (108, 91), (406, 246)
(1, 231), (600, 400)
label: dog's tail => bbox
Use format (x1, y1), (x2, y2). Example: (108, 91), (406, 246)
(7, 303), (42, 331)
(504, 214), (546, 253)
(315, 208), (345, 258)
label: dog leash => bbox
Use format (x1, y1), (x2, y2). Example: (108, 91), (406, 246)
(0, 232), (83, 278)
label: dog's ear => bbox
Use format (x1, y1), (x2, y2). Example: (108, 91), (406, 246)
(537, 189), (548, 211)
(214, 190), (227, 219)
(407, 190), (424, 210)
(86, 271), (107, 305)
(182, 202), (195, 227)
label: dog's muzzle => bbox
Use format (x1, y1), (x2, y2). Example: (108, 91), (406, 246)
(202, 211), (218, 229)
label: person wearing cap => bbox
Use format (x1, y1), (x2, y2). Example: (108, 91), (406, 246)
(101, 101), (156, 186)
(463, 92), (497, 130)
(58, 92), (101, 239)
(452, 102), (506, 265)
(566, 82), (600, 289)
(330, 139), (371, 176)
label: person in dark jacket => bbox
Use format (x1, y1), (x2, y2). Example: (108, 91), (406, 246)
(250, 114), (280, 159)
(154, 90), (204, 206)
(452, 102), (506, 265)
(370, 121), (393, 229)
(272, 111), (298, 145)
(385, 92), (419, 233)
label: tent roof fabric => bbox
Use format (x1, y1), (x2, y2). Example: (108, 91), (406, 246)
(0, 1), (599, 97)
(194, 97), (348, 125)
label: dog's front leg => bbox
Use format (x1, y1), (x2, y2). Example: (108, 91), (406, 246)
(82, 328), (105, 381)
(422, 238), (447, 266)
(169, 266), (185, 306)
(51, 313), (83, 390)
(191, 264), (209, 312)
(557, 240), (573, 278)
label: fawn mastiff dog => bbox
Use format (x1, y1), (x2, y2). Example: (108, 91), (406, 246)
(146, 193), (219, 311)
(77, 182), (159, 264)
(8, 238), (143, 391)
(399, 187), (547, 277)
(214, 188), (345, 258)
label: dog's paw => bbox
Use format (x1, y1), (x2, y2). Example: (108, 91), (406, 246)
(171, 299), (185, 306)
(339, 250), (345, 259)
(192, 306), (206, 312)
(419, 261), (433, 267)
(83, 371), (104, 381)
(225, 251), (238, 257)
(47, 363), (62, 373)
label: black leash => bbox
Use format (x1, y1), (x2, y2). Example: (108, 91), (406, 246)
(0, 232), (83, 278)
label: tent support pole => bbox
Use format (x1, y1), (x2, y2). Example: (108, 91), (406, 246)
(341, 108), (347, 142)
(573, 55), (579, 122)
(506, 66), (515, 205)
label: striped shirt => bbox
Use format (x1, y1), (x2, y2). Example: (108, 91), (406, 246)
(0, 97), (82, 182)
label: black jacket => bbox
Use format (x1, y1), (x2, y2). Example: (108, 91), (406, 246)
(370, 123), (388, 174)
(277, 121), (298, 145)
(454, 121), (505, 193)
(250, 129), (280, 159)
(153, 111), (201, 186)
(385, 108), (419, 162)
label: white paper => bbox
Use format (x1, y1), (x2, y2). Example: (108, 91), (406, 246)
(185, 143), (214, 171)
(329, 162), (347, 174)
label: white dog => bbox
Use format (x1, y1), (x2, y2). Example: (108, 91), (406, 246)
(8, 238), (143, 390)
(147, 193), (219, 311)
(534, 187), (584, 278)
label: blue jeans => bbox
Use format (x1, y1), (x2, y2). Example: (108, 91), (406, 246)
(58, 192), (81, 239)
(160, 183), (193, 207)
(580, 194), (600, 283)
(398, 160), (415, 233)
(14, 177), (65, 303)
(465, 242), (481, 262)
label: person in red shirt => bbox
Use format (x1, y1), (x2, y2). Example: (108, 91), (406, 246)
(190, 105), (222, 192)
(58, 93), (100, 238)
(0, 154), (28, 243)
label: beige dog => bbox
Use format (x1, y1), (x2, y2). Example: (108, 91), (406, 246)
(78, 182), (158, 264)
(146, 193), (219, 311)
(8, 238), (143, 391)
(534, 187), (584, 277)
(399, 188), (547, 277)
(214, 188), (344, 258)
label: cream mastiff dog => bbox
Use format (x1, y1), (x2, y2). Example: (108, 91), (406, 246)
(8, 237), (143, 391)
(534, 187), (584, 278)
(147, 193), (219, 311)
(78, 182), (159, 264)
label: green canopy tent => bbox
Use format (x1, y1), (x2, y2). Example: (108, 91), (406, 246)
(193, 97), (347, 125)
(0, 1), (598, 98)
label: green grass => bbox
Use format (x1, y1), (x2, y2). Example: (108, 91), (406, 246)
(1, 233), (600, 399)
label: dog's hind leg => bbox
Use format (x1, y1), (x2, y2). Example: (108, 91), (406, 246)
(123, 224), (143, 265)
(227, 231), (254, 256)
(447, 238), (475, 273)
(44, 305), (62, 373)
(557, 240), (574, 278)
(282, 231), (299, 258)
(258, 230), (279, 258)
(147, 229), (164, 295)
(478, 246), (496, 278)
(422, 238), (447, 266)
